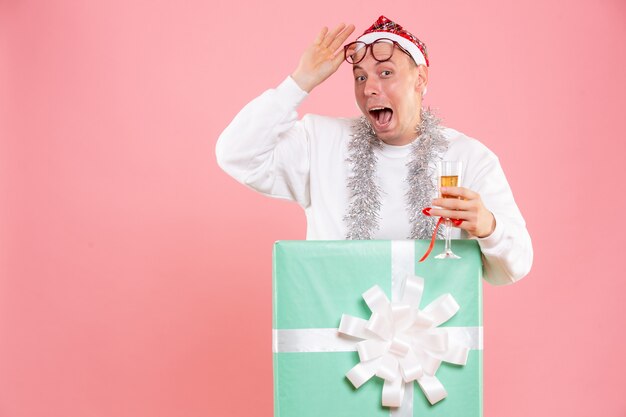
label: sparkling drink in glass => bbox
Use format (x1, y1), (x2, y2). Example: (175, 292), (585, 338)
(435, 161), (462, 259)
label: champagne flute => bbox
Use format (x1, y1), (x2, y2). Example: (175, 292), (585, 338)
(435, 161), (462, 260)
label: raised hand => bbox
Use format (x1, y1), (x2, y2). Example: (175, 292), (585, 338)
(291, 23), (356, 93)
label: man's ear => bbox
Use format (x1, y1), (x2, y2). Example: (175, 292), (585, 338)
(415, 65), (429, 95)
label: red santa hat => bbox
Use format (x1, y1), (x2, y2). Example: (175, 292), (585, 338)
(357, 15), (429, 67)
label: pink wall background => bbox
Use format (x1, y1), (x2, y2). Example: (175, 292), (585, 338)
(1, 1), (625, 416)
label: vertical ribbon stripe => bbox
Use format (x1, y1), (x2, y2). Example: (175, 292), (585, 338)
(390, 241), (415, 417)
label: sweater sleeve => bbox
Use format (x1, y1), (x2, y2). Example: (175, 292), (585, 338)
(468, 153), (534, 285)
(215, 76), (311, 207)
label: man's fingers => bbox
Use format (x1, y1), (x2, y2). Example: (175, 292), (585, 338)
(322, 23), (347, 47)
(314, 26), (329, 45)
(427, 187), (493, 237)
(328, 24), (355, 51)
(439, 186), (478, 200)
(331, 48), (347, 69)
(428, 208), (471, 222)
(431, 197), (471, 211)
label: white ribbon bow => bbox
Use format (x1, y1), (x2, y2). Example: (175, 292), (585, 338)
(338, 274), (469, 408)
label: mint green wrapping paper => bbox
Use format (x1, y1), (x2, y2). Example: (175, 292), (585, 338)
(273, 240), (483, 417)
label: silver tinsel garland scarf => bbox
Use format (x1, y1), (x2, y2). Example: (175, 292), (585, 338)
(344, 109), (449, 240)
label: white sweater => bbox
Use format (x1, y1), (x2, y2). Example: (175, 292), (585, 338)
(216, 76), (533, 285)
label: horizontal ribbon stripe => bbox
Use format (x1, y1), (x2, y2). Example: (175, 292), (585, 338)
(273, 326), (483, 353)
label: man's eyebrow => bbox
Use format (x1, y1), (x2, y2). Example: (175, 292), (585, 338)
(352, 61), (397, 72)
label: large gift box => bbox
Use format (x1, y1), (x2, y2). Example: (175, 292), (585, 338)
(272, 240), (483, 417)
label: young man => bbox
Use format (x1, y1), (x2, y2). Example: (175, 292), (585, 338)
(216, 16), (533, 285)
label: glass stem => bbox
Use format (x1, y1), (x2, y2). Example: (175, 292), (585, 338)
(444, 218), (452, 253)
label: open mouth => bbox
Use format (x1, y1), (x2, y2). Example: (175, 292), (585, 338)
(369, 107), (393, 128)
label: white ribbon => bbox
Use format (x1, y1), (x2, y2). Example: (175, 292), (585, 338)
(272, 326), (481, 353)
(339, 274), (470, 408)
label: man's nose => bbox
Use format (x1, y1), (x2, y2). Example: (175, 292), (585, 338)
(363, 77), (380, 96)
